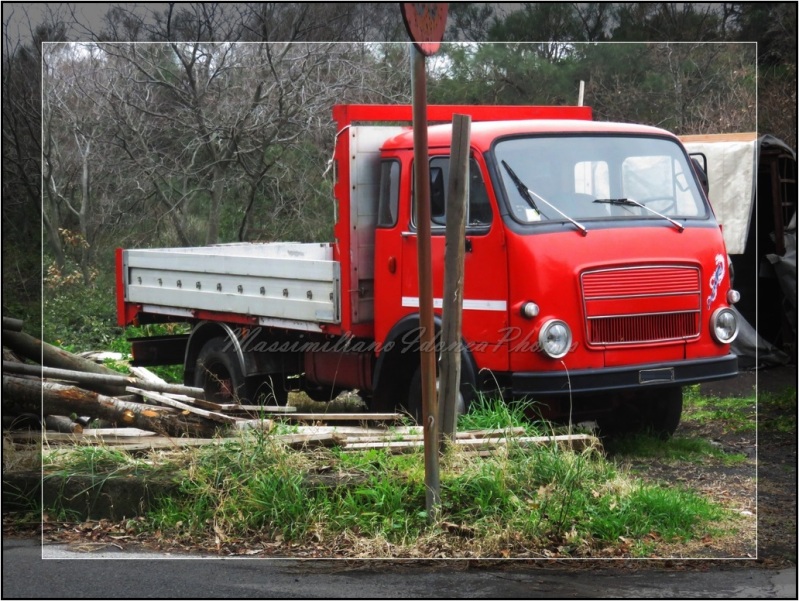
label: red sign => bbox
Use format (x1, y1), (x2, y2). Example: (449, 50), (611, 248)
(401, 3), (448, 56)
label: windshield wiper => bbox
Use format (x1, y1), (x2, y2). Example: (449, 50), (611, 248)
(501, 161), (587, 236)
(593, 198), (684, 233)
(501, 160), (543, 216)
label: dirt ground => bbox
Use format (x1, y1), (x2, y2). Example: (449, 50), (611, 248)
(696, 363), (796, 565)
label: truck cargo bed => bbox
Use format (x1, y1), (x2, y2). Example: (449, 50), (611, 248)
(120, 242), (340, 327)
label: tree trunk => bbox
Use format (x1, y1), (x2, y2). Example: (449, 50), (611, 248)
(3, 376), (216, 438)
(44, 414), (83, 434)
(2, 361), (203, 399)
(2, 330), (127, 396)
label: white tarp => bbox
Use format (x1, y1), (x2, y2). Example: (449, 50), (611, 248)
(681, 133), (757, 255)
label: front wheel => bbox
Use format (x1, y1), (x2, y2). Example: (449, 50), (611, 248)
(598, 386), (683, 440)
(405, 365), (472, 425)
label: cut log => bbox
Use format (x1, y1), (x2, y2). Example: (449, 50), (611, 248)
(44, 415), (83, 434)
(2, 316), (24, 332)
(2, 330), (126, 395)
(3, 375), (216, 438)
(128, 387), (240, 425)
(2, 361), (205, 399)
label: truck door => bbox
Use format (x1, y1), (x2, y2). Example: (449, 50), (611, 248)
(399, 155), (510, 371)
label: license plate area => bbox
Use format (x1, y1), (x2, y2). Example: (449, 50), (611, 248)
(639, 367), (675, 384)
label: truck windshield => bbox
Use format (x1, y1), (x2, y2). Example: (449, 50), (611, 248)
(493, 135), (708, 225)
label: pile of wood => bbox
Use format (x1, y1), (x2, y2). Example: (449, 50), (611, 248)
(2, 317), (599, 454)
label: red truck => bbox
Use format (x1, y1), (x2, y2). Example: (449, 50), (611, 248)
(117, 104), (739, 436)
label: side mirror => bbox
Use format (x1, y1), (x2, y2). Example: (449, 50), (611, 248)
(690, 154), (709, 197)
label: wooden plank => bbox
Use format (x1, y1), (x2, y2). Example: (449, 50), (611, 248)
(343, 434), (601, 454)
(679, 132), (757, 143)
(50, 437), (242, 451)
(80, 428), (157, 437)
(267, 432), (346, 449)
(278, 412), (403, 422)
(335, 428), (527, 445)
(228, 404), (297, 413)
(285, 425), (419, 437)
(37, 432), (344, 451)
(128, 366), (168, 384)
(7, 430), (157, 444)
(128, 387), (240, 424)
(135, 391), (284, 414)
(229, 418), (275, 431)
(189, 398), (246, 412)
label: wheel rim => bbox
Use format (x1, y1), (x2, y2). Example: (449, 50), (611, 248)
(202, 360), (237, 403)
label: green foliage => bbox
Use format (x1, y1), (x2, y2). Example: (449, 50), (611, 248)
(605, 434), (748, 465)
(42, 265), (122, 352)
(759, 387), (798, 433)
(456, 394), (547, 435)
(682, 390), (756, 434)
(135, 427), (736, 555)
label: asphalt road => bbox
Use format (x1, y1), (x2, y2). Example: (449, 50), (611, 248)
(2, 537), (795, 599)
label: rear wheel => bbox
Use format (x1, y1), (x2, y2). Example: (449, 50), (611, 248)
(194, 337), (248, 403)
(193, 337), (287, 405)
(598, 386), (683, 440)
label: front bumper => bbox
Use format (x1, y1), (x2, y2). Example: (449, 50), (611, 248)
(511, 353), (738, 396)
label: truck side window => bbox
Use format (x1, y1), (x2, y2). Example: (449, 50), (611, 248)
(415, 157), (493, 230)
(377, 160), (400, 227)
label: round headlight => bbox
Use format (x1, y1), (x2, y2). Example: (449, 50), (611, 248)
(538, 319), (573, 359)
(711, 307), (738, 344)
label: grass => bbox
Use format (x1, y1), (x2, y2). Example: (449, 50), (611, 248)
(681, 385), (756, 434)
(126, 401), (736, 557)
(758, 387), (797, 433)
(14, 392), (747, 558)
(143, 438), (729, 557)
(606, 434), (748, 465)
(456, 394), (548, 435)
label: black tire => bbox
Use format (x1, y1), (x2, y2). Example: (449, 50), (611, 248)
(248, 374), (289, 406)
(405, 365), (473, 425)
(599, 386), (683, 440)
(194, 337), (249, 403)
(193, 337), (288, 405)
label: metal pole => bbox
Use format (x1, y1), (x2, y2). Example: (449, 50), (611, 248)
(411, 44), (440, 520)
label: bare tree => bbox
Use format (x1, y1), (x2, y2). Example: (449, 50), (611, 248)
(3, 7), (69, 275)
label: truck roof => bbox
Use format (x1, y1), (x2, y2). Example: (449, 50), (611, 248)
(381, 119), (678, 152)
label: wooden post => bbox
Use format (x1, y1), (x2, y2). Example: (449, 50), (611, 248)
(401, 1), (449, 524)
(439, 114), (471, 443)
(411, 45), (441, 520)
